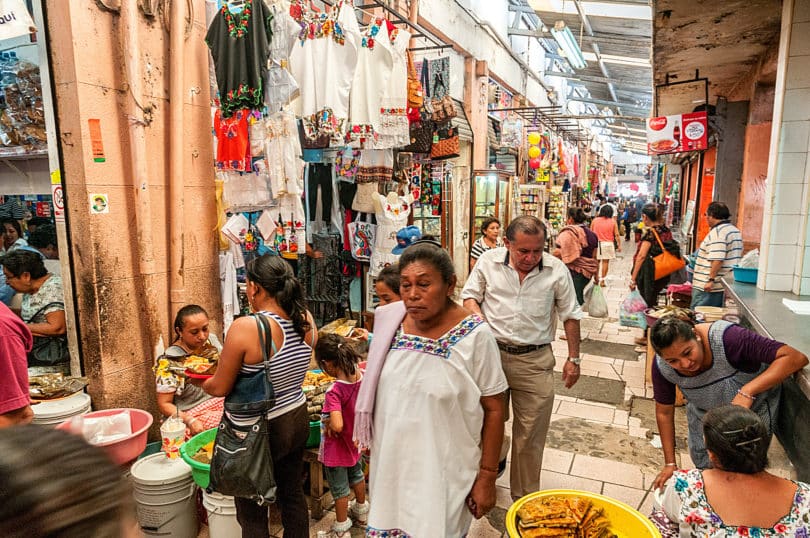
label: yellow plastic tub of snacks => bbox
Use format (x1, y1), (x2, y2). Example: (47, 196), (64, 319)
(506, 489), (661, 538)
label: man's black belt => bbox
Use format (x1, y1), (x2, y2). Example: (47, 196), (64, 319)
(496, 342), (549, 355)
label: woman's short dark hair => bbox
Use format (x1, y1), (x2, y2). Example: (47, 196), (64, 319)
(28, 224), (57, 250)
(706, 201), (731, 220)
(375, 264), (400, 295)
(246, 254), (310, 338)
(641, 202), (663, 222)
(1, 218), (22, 238)
(599, 205), (614, 219)
(0, 250), (48, 279)
(0, 425), (135, 537)
(505, 216), (547, 241)
(399, 241), (456, 285)
(567, 207), (587, 224)
(703, 405), (770, 474)
(650, 316), (697, 353)
(480, 217), (500, 236)
(173, 304), (208, 336)
(315, 333), (361, 376)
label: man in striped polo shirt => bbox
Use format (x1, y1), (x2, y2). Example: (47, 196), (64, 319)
(691, 202), (743, 308)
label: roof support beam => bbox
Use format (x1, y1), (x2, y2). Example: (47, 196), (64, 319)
(568, 96), (648, 113)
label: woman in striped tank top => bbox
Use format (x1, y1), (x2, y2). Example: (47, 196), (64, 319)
(203, 254), (316, 538)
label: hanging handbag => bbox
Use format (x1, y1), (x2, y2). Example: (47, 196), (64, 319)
(430, 74), (457, 124)
(406, 51), (423, 110)
(347, 213), (376, 262)
(25, 302), (69, 366)
(430, 125), (460, 160)
(209, 315), (277, 503)
(297, 117), (331, 150)
(650, 228), (686, 280)
(403, 104), (434, 154)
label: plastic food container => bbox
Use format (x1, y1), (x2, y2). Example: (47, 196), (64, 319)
(506, 489), (661, 537)
(732, 265), (758, 284)
(179, 427), (217, 489)
(57, 408), (153, 465)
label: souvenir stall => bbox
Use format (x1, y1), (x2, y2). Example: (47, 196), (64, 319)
(206, 0), (458, 329)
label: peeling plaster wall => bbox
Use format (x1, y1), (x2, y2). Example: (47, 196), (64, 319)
(46, 0), (220, 412)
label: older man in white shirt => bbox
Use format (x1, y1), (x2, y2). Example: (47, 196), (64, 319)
(462, 216), (583, 500)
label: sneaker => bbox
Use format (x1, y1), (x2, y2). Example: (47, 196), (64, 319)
(349, 499), (369, 525)
(332, 518), (353, 537)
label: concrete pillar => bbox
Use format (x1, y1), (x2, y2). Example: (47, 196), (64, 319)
(714, 98), (749, 224)
(759, 0), (810, 294)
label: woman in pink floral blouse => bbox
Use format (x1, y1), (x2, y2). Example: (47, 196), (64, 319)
(658, 405), (809, 537)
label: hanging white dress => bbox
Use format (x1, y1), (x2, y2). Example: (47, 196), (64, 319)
(371, 25), (411, 149)
(369, 191), (411, 276)
(264, 112), (303, 196)
(289, 0), (361, 142)
(367, 316), (508, 537)
(346, 18), (394, 148)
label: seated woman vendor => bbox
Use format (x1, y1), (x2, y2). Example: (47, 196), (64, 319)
(154, 305), (223, 435)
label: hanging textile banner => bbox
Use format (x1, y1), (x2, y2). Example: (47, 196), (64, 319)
(0, 1), (36, 42)
(646, 111), (708, 155)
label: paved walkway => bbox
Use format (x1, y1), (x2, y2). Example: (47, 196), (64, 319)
(199, 236), (797, 537)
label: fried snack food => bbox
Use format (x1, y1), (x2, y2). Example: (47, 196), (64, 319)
(516, 496), (617, 538)
(302, 370), (335, 387)
(184, 355), (215, 374)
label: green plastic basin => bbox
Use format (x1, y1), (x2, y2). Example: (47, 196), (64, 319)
(179, 427), (217, 489)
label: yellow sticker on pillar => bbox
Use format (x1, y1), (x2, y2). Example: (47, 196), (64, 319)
(88, 119), (105, 162)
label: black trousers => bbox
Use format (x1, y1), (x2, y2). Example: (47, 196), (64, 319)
(307, 163), (333, 222)
(234, 403), (309, 538)
(570, 270), (591, 306)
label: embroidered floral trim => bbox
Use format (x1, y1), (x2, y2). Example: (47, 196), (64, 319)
(356, 165), (392, 184)
(673, 469), (810, 536)
(290, 0), (346, 45)
(366, 528), (411, 538)
(391, 315), (484, 359)
(221, 83), (262, 118)
(302, 107), (346, 143)
(223, 3), (251, 38)
(362, 18), (383, 49)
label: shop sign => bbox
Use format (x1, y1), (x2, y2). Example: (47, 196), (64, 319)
(0, 1), (36, 42)
(36, 201), (50, 217)
(646, 111), (708, 155)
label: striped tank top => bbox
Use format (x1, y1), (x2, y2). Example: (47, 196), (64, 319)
(231, 311), (312, 422)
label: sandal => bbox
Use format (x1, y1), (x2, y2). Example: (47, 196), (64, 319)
(350, 499), (369, 525)
(332, 518), (353, 537)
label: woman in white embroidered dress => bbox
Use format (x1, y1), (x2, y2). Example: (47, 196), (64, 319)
(366, 240), (508, 537)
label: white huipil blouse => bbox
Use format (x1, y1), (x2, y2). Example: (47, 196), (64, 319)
(289, 0), (361, 142)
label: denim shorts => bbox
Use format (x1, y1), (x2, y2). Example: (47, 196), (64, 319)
(324, 460), (365, 499)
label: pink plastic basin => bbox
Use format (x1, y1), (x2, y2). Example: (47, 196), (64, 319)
(57, 408), (154, 465)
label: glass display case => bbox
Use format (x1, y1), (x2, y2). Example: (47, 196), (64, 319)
(472, 170), (511, 237)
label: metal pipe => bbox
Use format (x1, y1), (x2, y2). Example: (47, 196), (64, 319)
(120, 0), (161, 343)
(168, 0), (186, 322)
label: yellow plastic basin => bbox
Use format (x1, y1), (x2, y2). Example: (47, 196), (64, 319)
(505, 489), (661, 538)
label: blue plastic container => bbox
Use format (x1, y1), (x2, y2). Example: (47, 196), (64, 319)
(732, 265), (758, 284)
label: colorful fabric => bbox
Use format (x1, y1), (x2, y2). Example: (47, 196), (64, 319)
(206, 0), (273, 117)
(367, 316), (507, 537)
(186, 396), (224, 433)
(214, 109), (252, 172)
(663, 469), (810, 537)
(0, 302), (31, 415)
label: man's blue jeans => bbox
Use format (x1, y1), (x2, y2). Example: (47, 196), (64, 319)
(691, 289), (724, 308)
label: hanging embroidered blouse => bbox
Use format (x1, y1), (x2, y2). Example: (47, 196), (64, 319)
(370, 23), (410, 149)
(263, 112), (303, 196)
(206, 0), (273, 118)
(346, 18), (394, 148)
(214, 109), (252, 172)
(289, 0), (361, 144)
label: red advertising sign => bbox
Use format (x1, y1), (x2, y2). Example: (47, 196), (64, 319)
(646, 111), (708, 155)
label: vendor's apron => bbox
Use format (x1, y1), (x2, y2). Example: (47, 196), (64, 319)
(655, 320), (780, 469)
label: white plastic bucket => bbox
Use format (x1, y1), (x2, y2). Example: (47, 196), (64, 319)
(202, 490), (241, 537)
(130, 453), (199, 538)
(32, 392), (91, 426)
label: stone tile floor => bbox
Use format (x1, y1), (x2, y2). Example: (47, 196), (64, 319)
(198, 237), (797, 537)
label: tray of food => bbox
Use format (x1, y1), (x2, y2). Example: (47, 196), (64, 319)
(183, 355), (218, 378)
(29, 373), (88, 401)
(506, 489), (660, 538)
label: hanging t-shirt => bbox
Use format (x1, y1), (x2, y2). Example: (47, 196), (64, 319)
(372, 23), (411, 149)
(206, 0), (273, 117)
(289, 0), (361, 143)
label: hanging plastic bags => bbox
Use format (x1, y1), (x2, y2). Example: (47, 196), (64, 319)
(589, 285), (609, 318)
(619, 289), (648, 329)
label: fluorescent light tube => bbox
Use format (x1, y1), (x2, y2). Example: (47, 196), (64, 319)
(551, 21), (587, 70)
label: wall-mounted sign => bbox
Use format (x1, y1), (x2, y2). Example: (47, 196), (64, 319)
(89, 193), (109, 214)
(0, 1), (36, 42)
(646, 111), (708, 155)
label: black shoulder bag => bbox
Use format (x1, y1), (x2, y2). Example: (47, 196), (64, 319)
(25, 302), (69, 366)
(208, 314), (277, 504)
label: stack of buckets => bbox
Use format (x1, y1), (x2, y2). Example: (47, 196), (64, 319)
(129, 453), (199, 538)
(32, 391), (91, 425)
